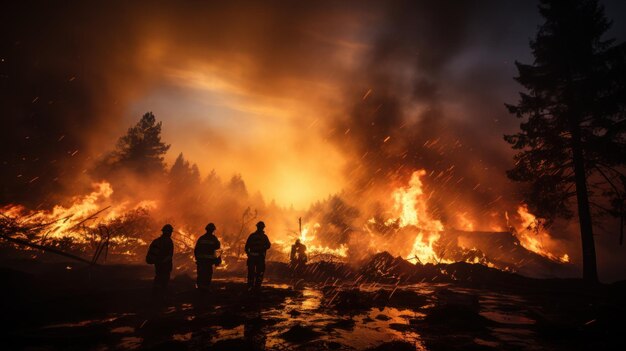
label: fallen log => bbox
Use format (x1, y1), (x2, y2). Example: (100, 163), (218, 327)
(0, 232), (95, 265)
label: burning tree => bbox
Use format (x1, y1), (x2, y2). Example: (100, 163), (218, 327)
(505, 0), (626, 282)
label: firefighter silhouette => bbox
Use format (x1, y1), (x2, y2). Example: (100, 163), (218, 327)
(290, 239), (308, 273)
(245, 221), (271, 291)
(194, 223), (221, 290)
(146, 224), (174, 297)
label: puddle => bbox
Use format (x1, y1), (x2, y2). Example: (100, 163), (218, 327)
(330, 308), (426, 350)
(262, 284), (429, 349)
(28, 282), (549, 350)
(209, 324), (245, 344)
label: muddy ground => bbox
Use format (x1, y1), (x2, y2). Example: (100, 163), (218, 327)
(1, 256), (625, 350)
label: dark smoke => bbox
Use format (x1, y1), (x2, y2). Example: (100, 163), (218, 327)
(328, 1), (526, 230)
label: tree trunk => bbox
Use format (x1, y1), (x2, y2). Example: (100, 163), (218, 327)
(570, 123), (598, 283)
(0, 232), (95, 265)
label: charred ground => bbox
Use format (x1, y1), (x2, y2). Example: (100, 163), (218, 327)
(2, 251), (625, 350)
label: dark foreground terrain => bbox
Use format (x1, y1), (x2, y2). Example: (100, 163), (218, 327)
(2, 254), (625, 350)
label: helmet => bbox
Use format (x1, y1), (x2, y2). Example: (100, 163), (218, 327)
(256, 221), (265, 229)
(162, 224), (174, 233)
(205, 223), (216, 232)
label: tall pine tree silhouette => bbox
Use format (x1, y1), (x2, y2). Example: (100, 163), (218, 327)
(506, 0), (626, 283)
(111, 112), (170, 176)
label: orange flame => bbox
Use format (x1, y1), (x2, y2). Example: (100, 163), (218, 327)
(278, 222), (348, 259)
(390, 170), (443, 231)
(514, 205), (569, 263)
(457, 212), (475, 232)
(388, 170), (448, 264)
(1, 182), (156, 244)
(2, 171), (571, 270)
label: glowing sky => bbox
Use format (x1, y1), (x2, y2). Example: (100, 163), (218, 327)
(3, 0), (625, 209)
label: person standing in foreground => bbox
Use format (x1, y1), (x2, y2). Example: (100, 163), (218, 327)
(146, 224), (174, 297)
(194, 223), (221, 291)
(245, 221), (271, 292)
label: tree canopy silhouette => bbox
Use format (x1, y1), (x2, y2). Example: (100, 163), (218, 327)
(169, 153), (200, 186)
(505, 0), (626, 283)
(108, 112), (170, 175)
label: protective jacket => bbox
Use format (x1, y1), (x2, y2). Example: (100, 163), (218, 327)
(147, 235), (174, 271)
(194, 233), (221, 263)
(245, 231), (271, 257)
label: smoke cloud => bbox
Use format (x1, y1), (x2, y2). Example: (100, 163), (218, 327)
(2, 0), (625, 281)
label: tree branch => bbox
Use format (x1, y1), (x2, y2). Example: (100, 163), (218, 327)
(594, 165), (623, 200)
(597, 163), (626, 179)
(0, 232), (95, 265)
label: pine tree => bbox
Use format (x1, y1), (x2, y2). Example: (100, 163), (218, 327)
(111, 112), (170, 175)
(228, 174), (248, 197)
(505, 0), (626, 283)
(169, 153), (200, 186)
(203, 169), (221, 189)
